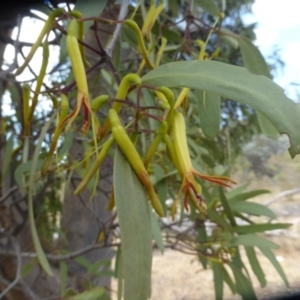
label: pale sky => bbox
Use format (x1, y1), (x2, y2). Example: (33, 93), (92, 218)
(244, 0), (300, 100)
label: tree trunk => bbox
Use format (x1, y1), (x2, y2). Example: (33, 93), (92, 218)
(0, 2), (121, 298)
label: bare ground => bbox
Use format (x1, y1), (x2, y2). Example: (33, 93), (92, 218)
(111, 153), (300, 299)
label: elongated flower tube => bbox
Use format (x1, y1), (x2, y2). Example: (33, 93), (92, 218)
(15, 8), (64, 76)
(70, 10), (90, 68)
(141, 0), (156, 40)
(61, 19), (91, 134)
(109, 109), (164, 217)
(159, 86), (175, 131)
(29, 41), (49, 121)
(100, 73), (141, 139)
(124, 19), (155, 69)
(171, 111), (236, 219)
(141, 0), (164, 41)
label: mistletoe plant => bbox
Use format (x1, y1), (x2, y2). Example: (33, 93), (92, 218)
(10, 1), (300, 299)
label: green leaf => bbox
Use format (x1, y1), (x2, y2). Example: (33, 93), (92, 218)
(194, 0), (219, 16)
(259, 247), (289, 287)
(152, 164), (165, 184)
(196, 90), (221, 138)
(245, 246), (266, 288)
(229, 190), (270, 203)
(150, 207), (164, 253)
(219, 187), (236, 226)
(114, 148), (152, 300)
(58, 131), (75, 158)
(226, 183), (249, 200)
(21, 259), (36, 278)
(233, 212), (254, 225)
(219, 29), (239, 49)
(168, 0), (179, 17)
(68, 287), (105, 300)
(229, 234), (279, 249)
(237, 36), (271, 78)
(28, 114), (56, 276)
(74, 0), (107, 33)
(122, 26), (138, 49)
(257, 111), (279, 139)
(157, 178), (167, 215)
(237, 35), (279, 138)
(230, 202), (277, 219)
(222, 266), (236, 294)
(74, 256), (92, 269)
(197, 225), (208, 269)
(59, 33), (68, 63)
(142, 60), (300, 158)
(88, 259), (111, 276)
(234, 223), (291, 234)
(2, 134), (14, 179)
(14, 160), (44, 190)
(229, 263), (257, 300)
(115, 248), (124, 300)
(207, 209), (233, 232)
(60, 261), (68, 297)
(212, 262), (223, 300)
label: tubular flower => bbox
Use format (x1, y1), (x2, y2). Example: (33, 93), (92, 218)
(109, 109), (164, 217)
(61, 19), (91, 134)
(171, 111), (236, 218)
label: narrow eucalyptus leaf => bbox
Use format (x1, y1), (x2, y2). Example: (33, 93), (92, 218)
(2, 134), (14, 179)
(222, 266), (236, 294)
(237, 36), (279, 138)
(58, 131), (75, 158)
(28, 114), (56, 276)
(219, 187), (236, 226)
(14, 160), (44, 190)
(68, 287), (105, 300)
(230, 202), (277, 219)
(116, 248), (124, 300)
(237, 35), (271, 78)
(114, 148), (152, 300)
(194, 0), (219, 16)
(150, 207), (164, 253)
(257, 111), (279, 139)
(245, 246), (266, 288)
(142, 60), (300, 158)
(60, 261), (68, 297)
(212, 262), (223, 300)
(259, 247), (289, 287)
(234, 223), (291, 234)
(226, 183), (249, 200)
(229, 234), (279, 249)
(74, 0), (107, 33)
(229, 263), (257, 300)
(229, 189), (270, 203)
(196, 90), (221, 138)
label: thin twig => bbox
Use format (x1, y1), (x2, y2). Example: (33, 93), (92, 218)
(19, 279), (38, 300)
(0, 238), (22, 299)
(0, 186), (18, 204)
(0, 242), (120, 262)
(105, 0), (129, 57)
(264, 188), (300, 206)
